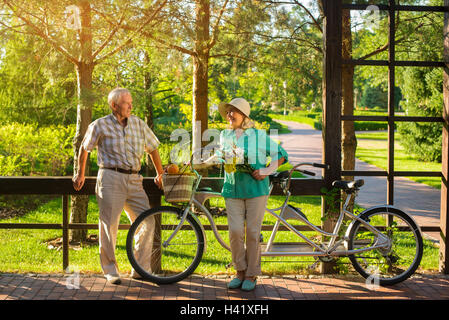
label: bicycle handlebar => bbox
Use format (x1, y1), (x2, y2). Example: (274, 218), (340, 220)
(312, 163), (330, 170)
(184, 149), (330, 194)
(283, 162), (329, 192)
(300, 170), (316, 176)
(313, 163), (330, 169)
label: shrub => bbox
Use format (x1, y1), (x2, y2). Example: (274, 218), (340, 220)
(0, 123), (75, 176)
(398, 122), (442, 162)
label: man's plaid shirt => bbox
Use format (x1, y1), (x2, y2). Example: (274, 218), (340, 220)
(82, 114), (160, 171)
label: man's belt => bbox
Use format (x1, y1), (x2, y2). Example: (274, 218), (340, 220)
(101, 167), (139, 174)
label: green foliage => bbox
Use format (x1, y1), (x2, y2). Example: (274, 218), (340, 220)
(0, 32), (77, 125)
(0, 123), (75, 176)
(397, 68), (443, 162)
(360, 84), (387, 109)
(320, 187), (342, 222)
(398, 122), (442, 162)
(353, 3), (443, 162)
(179, 103), (193, 122)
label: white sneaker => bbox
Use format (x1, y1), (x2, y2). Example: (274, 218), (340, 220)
(105, 274), (121, 285)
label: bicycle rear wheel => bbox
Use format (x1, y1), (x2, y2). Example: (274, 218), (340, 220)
(126, 206), (205, 284)
(347, 207), (423, 286)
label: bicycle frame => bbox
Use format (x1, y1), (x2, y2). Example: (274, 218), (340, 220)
(162, 164), (231, 252)
(261, 184), (390, 257)
(164, 162), (391, 260)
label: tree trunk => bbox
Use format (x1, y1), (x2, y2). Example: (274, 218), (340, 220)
(144, 51), (154, 131)
(341, 10), (357, 179)
(341, 9), (356, 215)
(192, 0), (210, 158)
(144, 51), (156, 176)
(70, 1), (94, 243)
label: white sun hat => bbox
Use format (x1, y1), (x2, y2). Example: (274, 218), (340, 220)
(218, 98), (251, 120)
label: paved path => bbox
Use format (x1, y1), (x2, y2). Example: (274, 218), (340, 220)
(275, 120), (441, 241)
(1, 273), (449, 301)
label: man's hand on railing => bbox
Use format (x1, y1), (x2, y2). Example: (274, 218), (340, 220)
(73, 146), (88, 191)
(72, 174), (85, 191)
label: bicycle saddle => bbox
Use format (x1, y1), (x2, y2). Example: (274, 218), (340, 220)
(332, 179), (364, 192)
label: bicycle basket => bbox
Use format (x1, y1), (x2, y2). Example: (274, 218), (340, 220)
(162, 173), (196, 203)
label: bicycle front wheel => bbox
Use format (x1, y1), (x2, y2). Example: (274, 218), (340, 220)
(347, 207), (423, 286)
(126, 206), (205, 284)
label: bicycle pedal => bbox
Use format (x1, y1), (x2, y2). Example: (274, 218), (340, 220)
(308, 260), (319, 270)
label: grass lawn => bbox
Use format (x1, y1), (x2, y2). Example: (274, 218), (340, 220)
(269, 112), (320, 130)
(0, 191), (439, 275)
(0, 194), (325, 275)
(356, 131), (442, 189)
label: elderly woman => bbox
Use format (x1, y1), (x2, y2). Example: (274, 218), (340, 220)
(218, 98), (288, 291)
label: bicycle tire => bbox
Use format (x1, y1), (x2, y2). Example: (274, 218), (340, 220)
(126, 206), (205, 284)
(347, 206), (423, 286)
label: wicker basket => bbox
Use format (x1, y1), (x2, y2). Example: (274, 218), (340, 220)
(162, 173), (196, 203)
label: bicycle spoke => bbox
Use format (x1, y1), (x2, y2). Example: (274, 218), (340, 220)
(348, 208), (423, 285)
(126, 207), (204, 284)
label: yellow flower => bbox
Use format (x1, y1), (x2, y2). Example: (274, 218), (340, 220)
(224, 156), (237, 173)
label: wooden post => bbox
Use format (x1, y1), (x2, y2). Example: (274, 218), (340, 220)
(386, 0), (396, 230)
(387, 0), (395, 208)
(321, 0), (342, 274)
(62, 194), (69, 271)
(441, 0), (449, 273)
(148, 194), (162, 273)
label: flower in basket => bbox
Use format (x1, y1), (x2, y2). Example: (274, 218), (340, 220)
(222, 144), (254, 174)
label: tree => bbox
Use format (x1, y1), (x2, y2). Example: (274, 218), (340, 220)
(2, 0), (167, 242)
(359, 84), (387, 109)
(131, 0), (231, 155)
(206, 1), (324, 112)
(0, 32), (76, 125)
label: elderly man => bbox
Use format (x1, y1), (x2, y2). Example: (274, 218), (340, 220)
(73, 87), (164, 284)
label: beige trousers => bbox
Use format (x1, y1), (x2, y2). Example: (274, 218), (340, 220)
(96, 168), (155, 275)
(225, 195), (268, 277)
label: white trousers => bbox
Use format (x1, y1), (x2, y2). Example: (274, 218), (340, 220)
(225, 195), (268, 277)
(95, 168), (155, 275)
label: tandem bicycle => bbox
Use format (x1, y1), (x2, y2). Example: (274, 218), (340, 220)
(126, 159), (423, 286)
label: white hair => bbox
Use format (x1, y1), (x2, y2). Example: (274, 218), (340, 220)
(226, 115), (255, 130)
(108, 88), (131, 107)
(241, 117), (255, 129)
